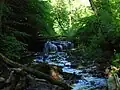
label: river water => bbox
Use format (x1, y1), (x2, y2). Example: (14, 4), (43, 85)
(33, 41), (107, 90)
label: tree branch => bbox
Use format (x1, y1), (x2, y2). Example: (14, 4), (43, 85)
(89, 0), (98, 16)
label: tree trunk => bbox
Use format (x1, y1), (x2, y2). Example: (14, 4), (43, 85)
(89, 0), (98, 15)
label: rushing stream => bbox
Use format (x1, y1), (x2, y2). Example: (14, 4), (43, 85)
(33, 41), (107, 90)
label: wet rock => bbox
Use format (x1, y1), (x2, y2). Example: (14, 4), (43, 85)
(90, 81), (95, 85)
(44, 41), (74, 53)
(82, 70), (87, 73)
(0, 77), (5, 89)
(70, 64), (79, 68)
(0, 77), (5, 82)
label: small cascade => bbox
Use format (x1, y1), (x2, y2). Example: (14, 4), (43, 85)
(44, 41), (74, 53)
(33, 41), (107, 90)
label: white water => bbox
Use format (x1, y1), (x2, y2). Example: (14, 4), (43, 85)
(33, 51), (107, 90)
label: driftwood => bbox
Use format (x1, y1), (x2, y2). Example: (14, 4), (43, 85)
(0, 53), (72, 90)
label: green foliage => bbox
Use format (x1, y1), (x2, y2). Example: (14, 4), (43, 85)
(48, 0), (117, 65)
(112, 53), (120, 68)
(0, 35), (27, 61)
(0, 0), (58, 62)
(0, 0), (29, 61)
(69, 0), (119, 65)
(51, 0), (93, 37)
(0, 0), (120, 68)
(28, 0), (56, 36)
(52, 0), (69, 35)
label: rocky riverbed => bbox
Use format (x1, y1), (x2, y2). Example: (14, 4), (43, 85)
(33, 51), (107, 90)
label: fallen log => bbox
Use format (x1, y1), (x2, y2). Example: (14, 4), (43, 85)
(0, 53), (72, 90)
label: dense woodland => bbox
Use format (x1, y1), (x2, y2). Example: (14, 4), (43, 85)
(0, 0), (120, 90)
